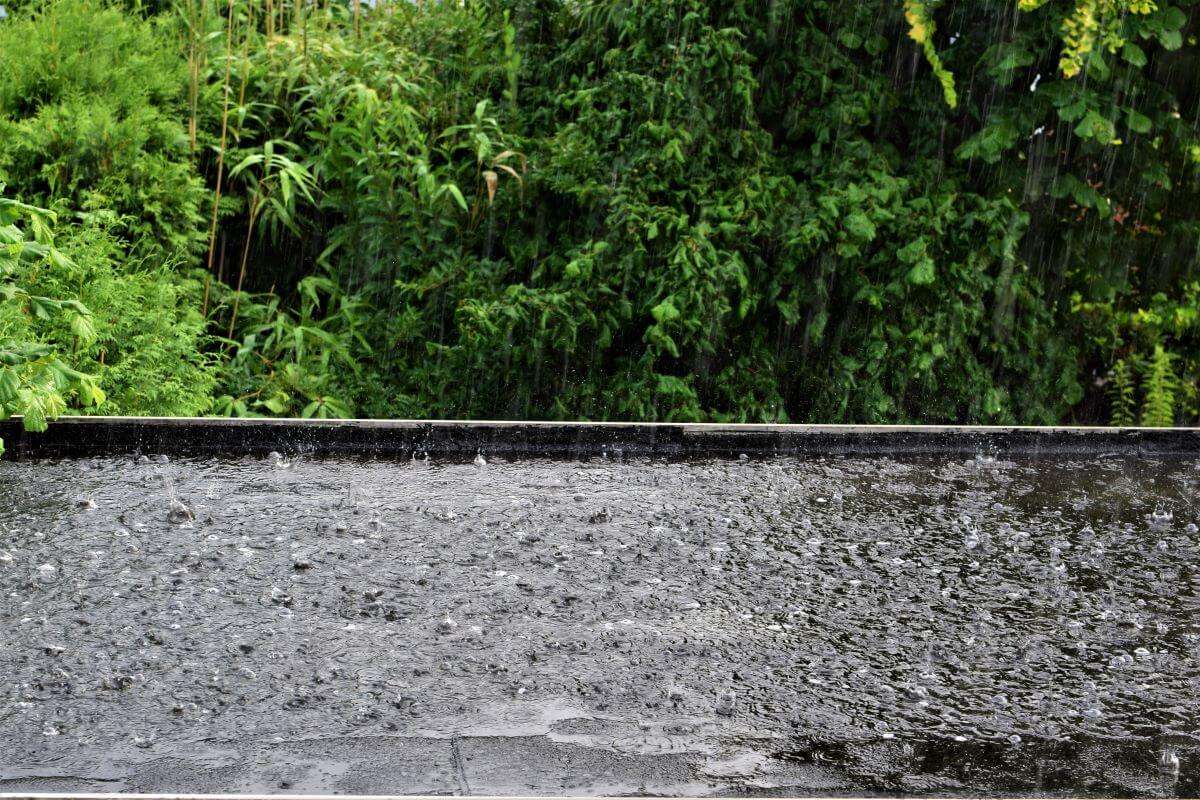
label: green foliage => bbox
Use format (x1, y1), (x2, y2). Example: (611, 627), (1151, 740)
(0, 190), (105, 455)
(183, 0), (1200, 424)
(1109, 357), (1139, 426)
(29, 223), (218, 416)
(1075, 284), (1200, 425)
(208, 275), (367, 418)
(0, 0), (206, 259)
(1142, 345), (1178, 426)
(195, 0), (1086, 423)
(904, 0), (958, 107)
(1018, 0), (1164, 78)
(1, 0), (1197, 428)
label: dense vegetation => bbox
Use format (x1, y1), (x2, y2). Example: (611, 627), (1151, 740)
(1, 0), (1198, 442)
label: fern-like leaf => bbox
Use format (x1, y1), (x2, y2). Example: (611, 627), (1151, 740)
(1141, 345), (1177, 428)
(1109, 357), (1138, 427)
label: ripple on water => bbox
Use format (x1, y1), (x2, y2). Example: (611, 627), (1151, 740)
(0, 453), (1198, 795)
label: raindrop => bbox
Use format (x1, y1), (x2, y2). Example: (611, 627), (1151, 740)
(167, 499), (195, 524)
(1150, 508), (1173, 529)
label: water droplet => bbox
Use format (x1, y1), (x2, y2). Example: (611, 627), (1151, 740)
(167, 499), (194, 524)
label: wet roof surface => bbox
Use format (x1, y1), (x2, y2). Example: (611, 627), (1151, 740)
(1, 453), (1198, 796)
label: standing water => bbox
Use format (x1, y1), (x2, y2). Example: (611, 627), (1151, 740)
(1, 451), (1198, 795)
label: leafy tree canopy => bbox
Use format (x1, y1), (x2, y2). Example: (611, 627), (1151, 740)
(0, 0), (1196, 430)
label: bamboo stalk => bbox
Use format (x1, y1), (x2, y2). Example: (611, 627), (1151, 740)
(186, 0), (198, 159)
(201, 0), (237, 319)
(227, 198), (262, 342)
(233, 4), (253, 143)
(186, 0), (210, 162)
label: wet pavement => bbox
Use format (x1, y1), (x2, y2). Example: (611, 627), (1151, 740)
(1, 452), (1198, 796)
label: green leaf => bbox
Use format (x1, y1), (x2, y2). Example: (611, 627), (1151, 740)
(28, 295), (60, 319)
(837, 31), (862, 49)
(1122, 42), (1147, 67)
(0, 343), (51, 365)
(69, 312), (97, 345)
(1057, 99), (1089, 123)
(988, 45), (1035, 82)
(776, 300), (800, 325)
(1159, 29), (1183, 50)
(651, 300), (681, 323)
(22, 398), (47, 433)
(897, 238), (928, 264)
(443, 183), (468, 211)
(48, 247), (75, 271)
(655, 373), (695, 398)
(864, 35), (889, 56)
(1160, 6), (1187, 32)
(843, 211), (877, 242)
(1127, 109), (1152, 134)
(906, 257), (936, 286)
(955, 117), (1019, 163)
(0, 367), (18, 402)
(1074, 110), (1116, 143)
(28, 212), (53, 245)
(80, 379), (106, 408)
(262, 392), (290, 414)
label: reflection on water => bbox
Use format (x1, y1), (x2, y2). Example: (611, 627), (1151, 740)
(0, 453), (1197, 795)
